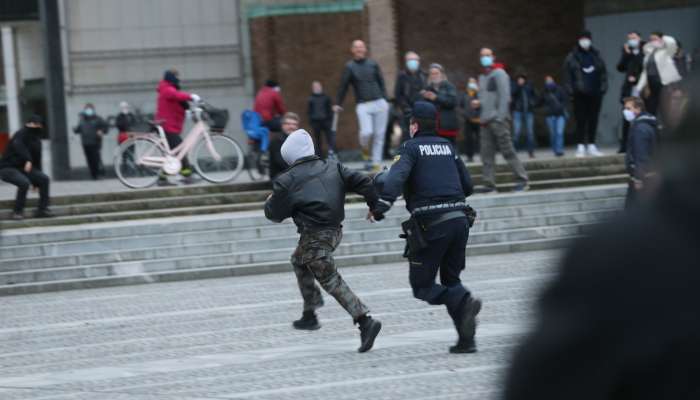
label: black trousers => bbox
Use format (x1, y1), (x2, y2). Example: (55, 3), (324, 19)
(645, 78), (663, 117)
(263, 117), (282, 133)
(82, 144), (102, 179)
(619, 118), (630, 152)
(165, 133), (191, 171)
(463, 121), (480, 160)
(0, 167), (50, 213)
(310, 119), (336, 157)
(573, 93), (603, 144)
(408, 217), (471, 319)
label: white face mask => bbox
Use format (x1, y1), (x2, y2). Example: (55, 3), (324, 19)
(579, 38), (592, 50)
(628, 39), (640, 48)
(468, 83), (478, 91)
(623, 109), (637, 122)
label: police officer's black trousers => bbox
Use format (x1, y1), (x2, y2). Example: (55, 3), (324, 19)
(408, 217), (470, 317)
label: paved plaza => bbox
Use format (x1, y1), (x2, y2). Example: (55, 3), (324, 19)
(0, 249), (562, 399)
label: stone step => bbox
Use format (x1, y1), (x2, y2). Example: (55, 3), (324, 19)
(0, 185), (627, 246)
(0, 193), (623, 257)
(0, 177), (627, 230)
(0, 223), (595, 286)
(0, 235), (579, 296)
(0, 209), (618, 272)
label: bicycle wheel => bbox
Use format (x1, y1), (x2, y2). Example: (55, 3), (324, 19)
(192, 133), (244, 183)
(246, 146), (269, 181)
(114, 137), (165, 188)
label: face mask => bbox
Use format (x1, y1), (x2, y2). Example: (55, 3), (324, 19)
(623, 109), (637, 122)
(480, 56), (493, 68)
(628, 39), (640, 48)
(579, 38), (592, 50)
(468, 83), (478, 91)
(406, 59), (419, 72)
(29, 127), (43, 135)
(84, 108), (95, 117)
(546, 81), (555, 88)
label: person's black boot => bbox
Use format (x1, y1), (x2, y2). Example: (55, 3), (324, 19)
(357, 315), (381, 353)
(292, 311), (320, 331)
(450, 296), (482, 354)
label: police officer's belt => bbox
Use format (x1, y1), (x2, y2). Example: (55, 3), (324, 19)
(419, 210), (468, 230)
(412, 201), (467, 215)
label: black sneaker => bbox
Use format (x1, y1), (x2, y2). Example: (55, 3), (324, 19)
(457, 297), (482, 345)
(292, 311), (320, 331)
(449, 338), (477, 354)
(357, 316), (382, 353)
(34, 209), (54, 218)
(513, 182), (530, 192)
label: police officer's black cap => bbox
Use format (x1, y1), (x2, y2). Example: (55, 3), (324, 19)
(412, 101), (437, 120)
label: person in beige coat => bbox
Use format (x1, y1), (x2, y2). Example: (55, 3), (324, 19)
(633, 32), (682, 118)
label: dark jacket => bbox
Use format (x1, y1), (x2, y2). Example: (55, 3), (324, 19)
(459, 90), (481, 123)
(336, 58), (387, 105)
(617, 44), (646, 101)
(268, 132), (288, 180)
(379, 130), (473, 214)
(394, 69), (428, 114)
(563, 45), (608, 96)
(502, 154), (700, 400)
(307, 93), (332, 122)
(625, 113), (657, 180)
(425, 80), (459, 131)
(115, 112), (136, 133)
(264, 156), (378, 229)
(73, 115), (108, 146)
(538, 83), (569, 117)
(0, 127), (43, 170)
(511, 82), (538, 113)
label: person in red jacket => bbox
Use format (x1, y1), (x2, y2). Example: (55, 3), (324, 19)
(155, 69), (199, 184)
(254, 79), (287, 133)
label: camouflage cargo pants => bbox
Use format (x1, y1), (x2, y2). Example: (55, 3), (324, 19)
(291, 227), (370, 321)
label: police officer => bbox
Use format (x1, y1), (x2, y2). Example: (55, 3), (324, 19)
(370, 101), (482, 353)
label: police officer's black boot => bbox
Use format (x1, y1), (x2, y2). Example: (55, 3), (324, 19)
(357, 315), (382, 353)
(449, 296), (482, 354)
(292, 311), (321, 331)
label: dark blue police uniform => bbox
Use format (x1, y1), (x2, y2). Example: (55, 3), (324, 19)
(372, 101), (482, 353)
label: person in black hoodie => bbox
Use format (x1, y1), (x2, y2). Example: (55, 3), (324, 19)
(307, 81), (335, 159)
(73, 103), (109, 179)
(617, 31), (646, 153)
(622, 96), (658, 208)
(264, 129), (382, 353)
(511, 74), (538, 158)
(563, 30), (608, 158)
(0, 115), (52, 220)
(502, 72), (700, 400)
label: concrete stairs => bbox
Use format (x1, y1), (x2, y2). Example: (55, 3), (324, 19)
(0, 184), (626, 295)
(0, 155), (627, 229)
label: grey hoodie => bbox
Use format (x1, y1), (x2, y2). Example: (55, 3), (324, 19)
(478, 67), (511, 123)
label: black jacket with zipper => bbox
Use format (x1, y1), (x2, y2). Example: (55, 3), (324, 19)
(265, 156), (378, 230)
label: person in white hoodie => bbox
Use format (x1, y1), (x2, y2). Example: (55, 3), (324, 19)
(634, 32), (683, 119)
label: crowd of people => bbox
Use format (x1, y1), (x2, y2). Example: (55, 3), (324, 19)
(252, 30), (693, 185)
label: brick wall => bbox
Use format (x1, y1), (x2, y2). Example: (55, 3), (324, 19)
(250, 11), (367, 151)
(249, 0), (585, 151)
(395, 0), (584, 89)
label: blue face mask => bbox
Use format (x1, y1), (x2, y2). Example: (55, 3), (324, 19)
(480, 56), (493, 68)
(406, 59), (419, 72)
(546, 81), (555, 88)
(83, 108), (95, 117)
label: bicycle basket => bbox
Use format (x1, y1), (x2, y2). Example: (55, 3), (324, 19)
(204, 106), (229, 132)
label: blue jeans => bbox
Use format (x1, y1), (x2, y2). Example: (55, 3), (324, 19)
(545, 115), (566, 155)
(512, 111), (535, 153)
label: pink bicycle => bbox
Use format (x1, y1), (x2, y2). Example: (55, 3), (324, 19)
(114, 100), (244, 188)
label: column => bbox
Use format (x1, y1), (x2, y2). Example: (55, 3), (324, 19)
(366, 0), (398, 96)
(1, 25), (21, 135)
